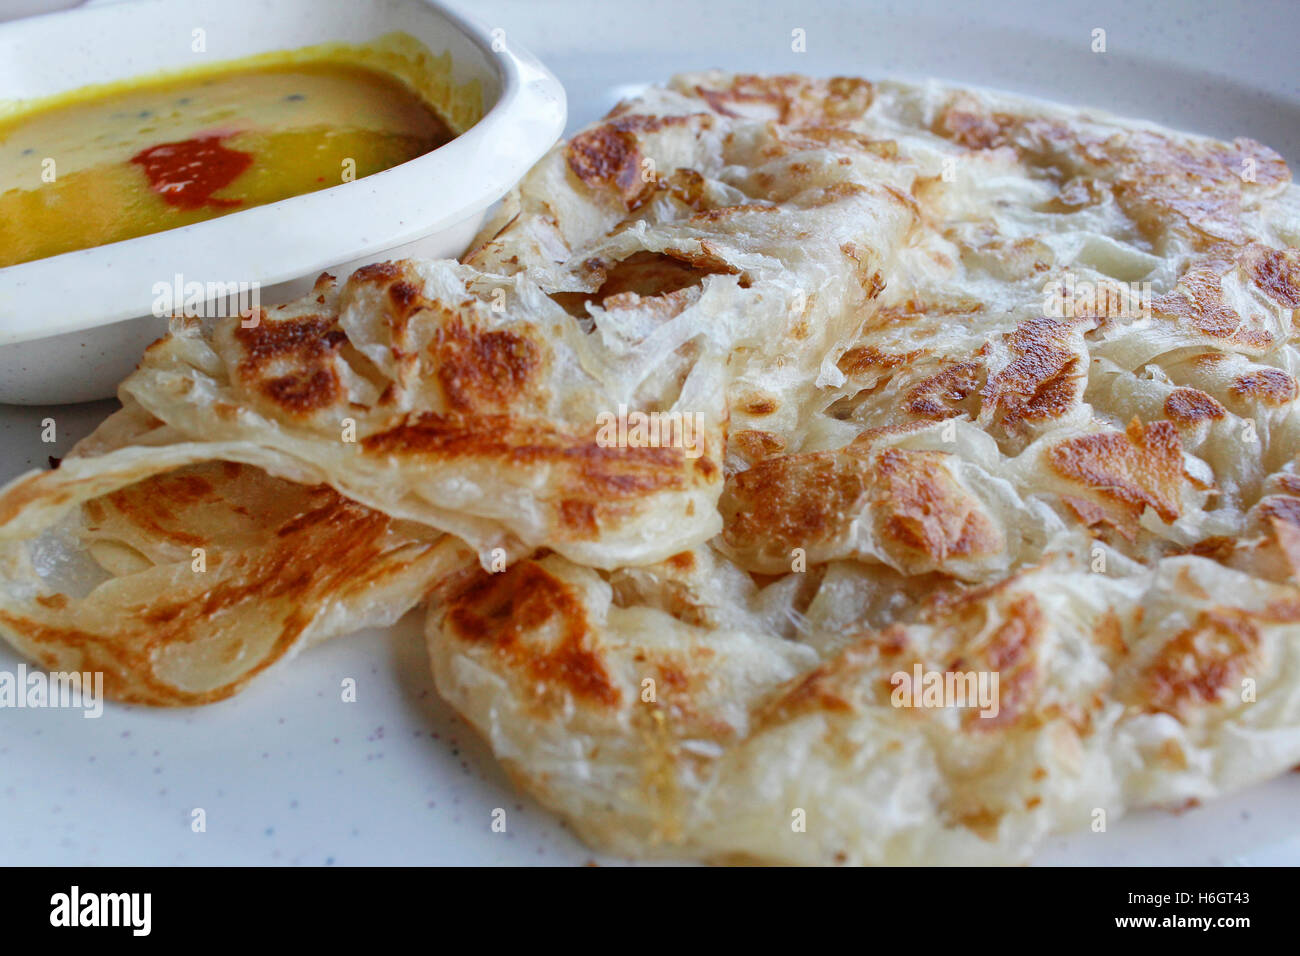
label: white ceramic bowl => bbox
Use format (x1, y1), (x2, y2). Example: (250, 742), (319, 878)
(0, 0), (565, 404)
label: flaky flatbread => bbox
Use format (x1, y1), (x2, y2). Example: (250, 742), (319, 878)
(425, 73), (1300, 863)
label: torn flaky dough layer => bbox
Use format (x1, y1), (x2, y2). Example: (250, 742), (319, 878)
(0, 399), (473, 704)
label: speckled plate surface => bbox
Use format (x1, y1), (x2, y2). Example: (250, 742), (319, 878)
(3, 0), (1299, 866)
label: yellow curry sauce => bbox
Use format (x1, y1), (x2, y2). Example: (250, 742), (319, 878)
(0, 53), (456, 268)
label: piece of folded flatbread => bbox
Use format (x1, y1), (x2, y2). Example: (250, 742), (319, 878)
(114, 261), (731, 569)
(0, 399), (472, 704)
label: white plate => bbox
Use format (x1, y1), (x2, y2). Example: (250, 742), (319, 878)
(3, 0), (1299, 866)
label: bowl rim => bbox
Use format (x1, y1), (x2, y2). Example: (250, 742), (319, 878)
(0, 0), (566, 346)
